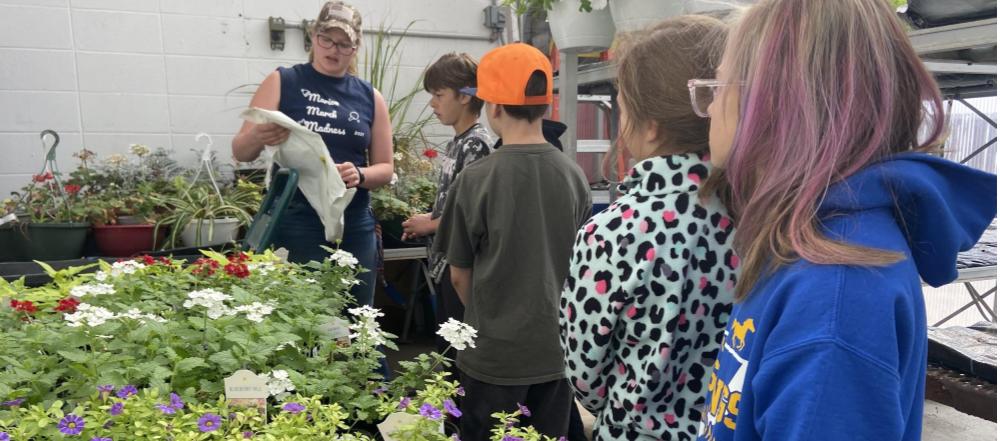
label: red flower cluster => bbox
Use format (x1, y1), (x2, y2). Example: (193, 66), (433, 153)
(54, 297), (81, 313)
(10, 299), (37, 314)
(63, 184), (81, 195)
(141, 255), (173, 266)
(422, 149), (439, 159)
(192, 257), (220, 276)
(32, 172), (54, 183)
(224, 262), (250, 278)
(224, 252), (251, 278)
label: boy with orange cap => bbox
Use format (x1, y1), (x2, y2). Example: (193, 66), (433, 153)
(433, 43), (592, 439)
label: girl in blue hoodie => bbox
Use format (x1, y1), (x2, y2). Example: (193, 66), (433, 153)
(693, 1), (996, 440)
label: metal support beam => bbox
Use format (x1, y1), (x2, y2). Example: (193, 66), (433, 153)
(559, 52), (579, 158)
(909, 18), (998, 56)
(923, 60), (998, 75)
(957, 98), (998, 128)
(960, 138), (997, 164)
(933, 285), (997, 327)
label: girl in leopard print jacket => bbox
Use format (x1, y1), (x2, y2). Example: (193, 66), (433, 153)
(560, 16), (738, 441)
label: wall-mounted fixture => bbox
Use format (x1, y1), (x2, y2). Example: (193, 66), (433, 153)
(269, 17), (315, 52)
(268, 17), (286, 50)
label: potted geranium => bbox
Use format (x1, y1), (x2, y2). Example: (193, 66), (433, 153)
(6, 169), (95, 261)
(362, 24), (440, 248)
(76, 146), (178, 256)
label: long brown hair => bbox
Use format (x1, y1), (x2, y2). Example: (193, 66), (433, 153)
(717, 0), (946, 299)
(604, 15), (727, 180)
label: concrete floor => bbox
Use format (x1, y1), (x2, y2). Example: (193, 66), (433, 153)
(923, 400), (997, 441)
(572, 400), (996, 440)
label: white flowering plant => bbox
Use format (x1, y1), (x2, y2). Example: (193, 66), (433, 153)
(0, 248), (387, 422)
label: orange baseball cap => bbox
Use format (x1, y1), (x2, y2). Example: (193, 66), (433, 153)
(459, 43), (553, 106)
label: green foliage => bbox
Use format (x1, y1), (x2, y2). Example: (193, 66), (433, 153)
(152, 177), (263, 248)
(361, 22), (440, 221)
(0, 251), (376, 417)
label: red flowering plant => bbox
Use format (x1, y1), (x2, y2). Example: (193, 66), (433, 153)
(6, 150), (113, 224)
(370, 135), (440, 222)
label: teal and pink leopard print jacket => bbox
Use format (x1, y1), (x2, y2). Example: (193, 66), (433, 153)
(561, 152), (739, 441)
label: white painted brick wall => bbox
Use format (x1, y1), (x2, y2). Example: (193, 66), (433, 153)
(0, 1), (498, 197)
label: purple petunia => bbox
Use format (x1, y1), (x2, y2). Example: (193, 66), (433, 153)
(97, 384), (114, 397)
(418, 403), (442, 421)
(450, 435), (460, 441)
(282, 402), (306, 414)
(115, 385), (137, 399)
(198, 413), (222, 432)
(91, 438), (112, 441)
(157, 404), (177, 415)
(501, 436), (523, 441)
(243, 431), (254, 439)
(109, 402), (124, 416)
(373, 385), (388, 395)
(1, 398), (25, 407)
(59, 414), (86, 435)
(456, 386), (465, 397)
(443, 399), (462, 418)
(0, 431), (9, 441)
(169, 393), (184, 410)
(397, 397), (411, 410)
(517, 402), (531, 417)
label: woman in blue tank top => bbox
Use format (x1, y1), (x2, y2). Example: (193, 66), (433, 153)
(232, 1), (393, 307)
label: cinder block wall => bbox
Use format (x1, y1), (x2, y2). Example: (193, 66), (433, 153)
(0, 0), (497, 196)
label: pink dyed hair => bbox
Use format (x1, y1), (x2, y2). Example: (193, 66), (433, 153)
(718, 0), (947, 299)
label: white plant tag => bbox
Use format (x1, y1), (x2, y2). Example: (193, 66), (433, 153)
(224, 370), (269, 417)
(319, 317), (352, 348)
(378, 412), (425, 441)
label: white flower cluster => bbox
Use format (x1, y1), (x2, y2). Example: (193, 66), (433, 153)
(64, 304), (167, 328)
(436, 318), (478, 351)
(342, 278), (361, 287)
(266, 370), (295, 399)
(69, 283), (116, 298)
(247, 261), (278, 275)
(232, 302), (275, 323)
(93, 271), (109, 282)
(182, 289), (276, 322)
(327, 249), (359, 268)
(119, 308), (168, 324)
(347, 305), (387, 346)
(182, 289), (235, 319)
(64, 304), (116, 328)
(110, 260), (146, 277)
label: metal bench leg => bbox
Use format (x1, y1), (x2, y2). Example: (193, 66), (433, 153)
(933, 285), (997, 326)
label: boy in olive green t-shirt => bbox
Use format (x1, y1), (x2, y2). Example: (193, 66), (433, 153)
(433, 43), (592, 441)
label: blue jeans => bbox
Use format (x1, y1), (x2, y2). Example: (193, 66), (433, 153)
(272, 198), (377, 307)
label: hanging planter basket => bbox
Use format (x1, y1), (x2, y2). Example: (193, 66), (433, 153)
(608, 0), (685, 33)
(181, 217), (241, 248)
(548, 0), (615, 53)
(0, 224), (26, 262)
(93, 223), (165, 257)
(21, 222), (90, 261)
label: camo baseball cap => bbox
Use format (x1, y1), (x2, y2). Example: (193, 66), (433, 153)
(315, 1), (362, 44)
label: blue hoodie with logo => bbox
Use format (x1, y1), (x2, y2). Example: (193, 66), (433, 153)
(698, 153), (996, 441)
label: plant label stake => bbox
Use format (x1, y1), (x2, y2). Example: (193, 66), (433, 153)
(224, 369), (269, 418)
(378, 412), (426, 441)
(318, 316), (352, 348)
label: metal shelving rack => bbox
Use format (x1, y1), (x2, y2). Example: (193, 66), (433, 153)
(554, 17), (997, 204)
